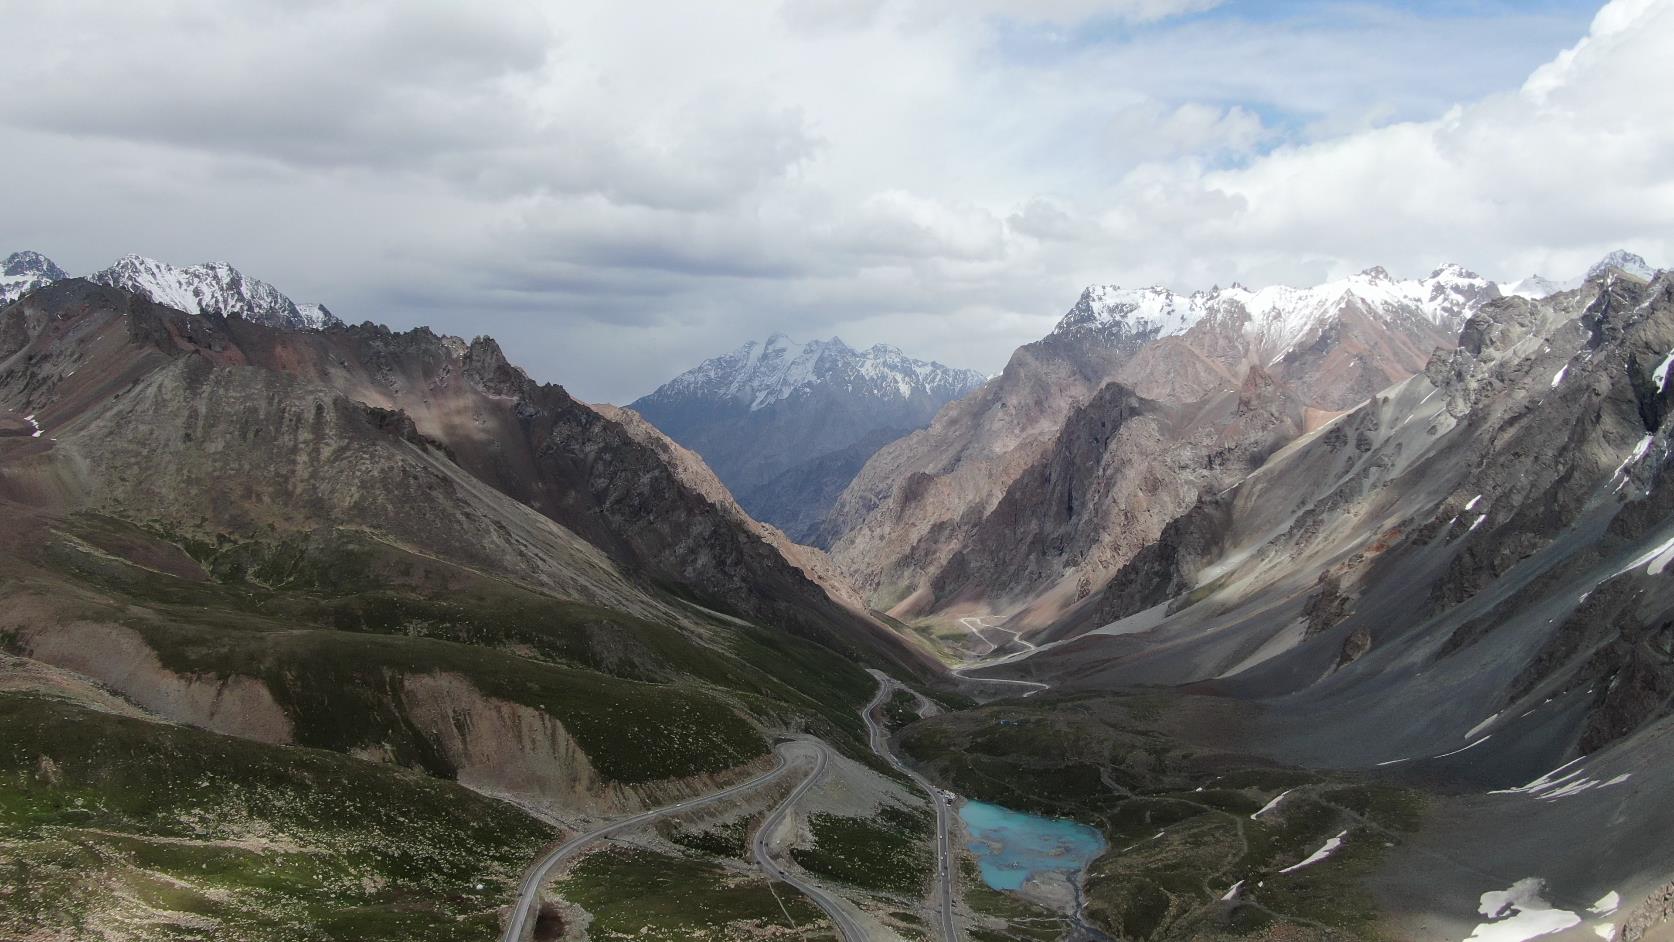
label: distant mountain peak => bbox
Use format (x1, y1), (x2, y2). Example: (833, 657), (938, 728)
(3, 248), (341, 330)
(88, 254), (340, 331)
(644, 333), (985, 413)
(1588, 249), (1654, 281)
(1052, 264), (1500, 363)
(3, 250), (67, 281)
(631, 333), (988, 540)
(2, 250), (70, 305)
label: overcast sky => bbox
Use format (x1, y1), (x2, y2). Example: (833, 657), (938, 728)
(3, 0), (1668, 402)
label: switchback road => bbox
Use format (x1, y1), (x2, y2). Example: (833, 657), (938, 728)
(864, 669), (960, 942)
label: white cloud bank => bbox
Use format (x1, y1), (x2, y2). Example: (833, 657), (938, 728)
(0, 0), (1666, 401)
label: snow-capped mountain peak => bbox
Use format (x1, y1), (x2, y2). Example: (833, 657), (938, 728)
(3, 250), (67, 281)
(1505, 250), (1657, 300)
(1051, 284), (1198, 344)
(89, 254), (339, 331)
(1, 250), (70, 305)
(1588, 249), (1654, 281)
(1051, 264), (1501, 364)
(645, 334), (986, 412)
(2, 249), (341, 330)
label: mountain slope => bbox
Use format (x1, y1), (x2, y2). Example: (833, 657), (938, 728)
(630, 334), (984, 542)
(823, 264), (1498, 617)
(0, 279), (937, 827)
(899, 265), (1674, 941)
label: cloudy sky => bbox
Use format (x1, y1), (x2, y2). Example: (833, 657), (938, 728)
(3, 0), (1669, 402)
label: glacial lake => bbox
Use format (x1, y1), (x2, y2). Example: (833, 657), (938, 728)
(960, 800), (1106, 891)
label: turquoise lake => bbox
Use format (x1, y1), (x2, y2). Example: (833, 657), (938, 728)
(959, 800), (1106, 891)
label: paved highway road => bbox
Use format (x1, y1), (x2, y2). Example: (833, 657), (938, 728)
(750, 739), (870, 940)
(864, 669), (960, 942)
(500, 743), (797, 942)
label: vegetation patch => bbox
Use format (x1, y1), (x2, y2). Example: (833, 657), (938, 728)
(789, 804), (934, 897)
(0, 693), (549, 942)
(553, 845), (830, 941)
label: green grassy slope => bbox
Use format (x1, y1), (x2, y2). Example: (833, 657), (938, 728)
(0, 693), (551, 942)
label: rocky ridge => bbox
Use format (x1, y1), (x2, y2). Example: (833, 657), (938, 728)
(1, 249), (340, 330)
(822, 260), (1516, 617)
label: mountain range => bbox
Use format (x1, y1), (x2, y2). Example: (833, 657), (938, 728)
(630, 334), (985, 542)
(6, 247), (1674, 942)
(0, 249), (340, 329)
(940, 256), (1674, 940)
(819, 257), (1633, 624)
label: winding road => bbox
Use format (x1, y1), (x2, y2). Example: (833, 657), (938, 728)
(750, 740), (870, 941)
(500, 742), (803, 942)
(954, 616), (1051, 697)
(864, 669), (960, 942)
(502, 671), (986, 942)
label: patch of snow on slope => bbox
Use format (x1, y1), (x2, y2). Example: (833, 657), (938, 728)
(1491, 758), (1585, 796)
(1610, 435), (1655, 491)
(1590, 892), (1620, 916)
(1279, 831), (1347, 874)
(1250, 789), (1292, 820)
(1649, 542), (1674, 576)
(1605, 529), (1674, 579)
(1465, 713), (1500, 739)
(1551, 366), (1568, 388)
(1655, 351), (1674, 392)
(1489, 758), (1630, 801)
(1433, 735), (1492, 759)
(1463, 879), (1580, 942)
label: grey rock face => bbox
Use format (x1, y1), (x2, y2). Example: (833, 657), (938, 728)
(630, 335), (985, 543)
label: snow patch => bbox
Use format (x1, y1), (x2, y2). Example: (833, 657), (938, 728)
(1250, 789), (1292, 820)
(1654, 351), (1674, 392)
(1606, 530), (1674, 579)
(1551, 366), (1568, 388)
(1279, 831), (1347, 874)
(1465, 713), (1500, 739)
(1610, 435), (1654, 491)
(1591, 892), (1620, 915)
(1433, 735), (1492, 759)
(1490, 758), (1630, 801)
(1464, 878), (1581, 942)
